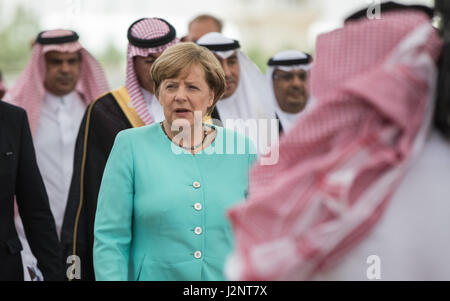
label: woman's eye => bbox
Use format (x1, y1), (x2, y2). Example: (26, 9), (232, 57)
(189, 85), (198, 90)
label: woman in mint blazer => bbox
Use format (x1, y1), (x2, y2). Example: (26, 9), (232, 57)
(93, 43), (257, 281)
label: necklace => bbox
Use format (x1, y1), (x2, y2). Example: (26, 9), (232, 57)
(160, 122), (209, 150)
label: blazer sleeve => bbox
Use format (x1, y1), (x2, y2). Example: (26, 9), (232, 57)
(15, 110), (63, 281)
(93, 130), (134, 281)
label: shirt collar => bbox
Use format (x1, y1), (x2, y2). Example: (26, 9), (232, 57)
(44, 90), (79, 112)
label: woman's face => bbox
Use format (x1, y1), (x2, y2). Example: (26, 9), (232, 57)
(158, 63), (214, 127)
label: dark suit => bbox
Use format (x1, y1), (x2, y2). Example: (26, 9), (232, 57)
(0, 100), (62, 280)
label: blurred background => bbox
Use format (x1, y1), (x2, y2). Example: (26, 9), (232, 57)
(0, 0), (433, 88)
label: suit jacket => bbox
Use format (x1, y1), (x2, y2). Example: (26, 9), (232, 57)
(0, 100), (62, 280)
(94, 124), (256, 280)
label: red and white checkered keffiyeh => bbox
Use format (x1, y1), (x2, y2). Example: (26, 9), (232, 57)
(226, 10), (442, 280)
(126, 18), (178, 125)
(4, 29), (109, 135)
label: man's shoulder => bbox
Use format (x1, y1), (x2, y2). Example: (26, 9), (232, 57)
(89, 89), (118, 109)
(0, 100), (26, 120)
(88, 87), (128, 117)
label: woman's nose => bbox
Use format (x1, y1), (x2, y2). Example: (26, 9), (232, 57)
(174, 86), (188, 101)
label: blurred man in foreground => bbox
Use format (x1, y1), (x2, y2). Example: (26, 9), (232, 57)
(226, 2), (450, 281)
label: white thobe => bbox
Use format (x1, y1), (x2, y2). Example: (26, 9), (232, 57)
(313, 130), (450, 281)
(141, 88), (164, 123)
(14, 90), (86, 280)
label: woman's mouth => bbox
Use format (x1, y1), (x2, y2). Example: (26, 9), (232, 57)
(174, 108), (192, 116)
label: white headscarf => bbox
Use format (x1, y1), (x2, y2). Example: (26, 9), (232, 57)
(266, 50), (315, 133)
(197, 32), (274, 123)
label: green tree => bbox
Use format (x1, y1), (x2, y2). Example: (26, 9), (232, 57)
(96, 40), (124, 68)
(246, 45), (269, 73)
(0, 5), (40, 73)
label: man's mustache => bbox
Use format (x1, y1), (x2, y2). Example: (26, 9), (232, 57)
(288, 87), (305, 95)
(56, 75), (74, 81)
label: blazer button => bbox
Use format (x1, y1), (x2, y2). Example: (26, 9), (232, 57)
(194, 251), (202, 259)
(194, 203), (202, 211)
(193, 181), (201, 189)
(194, 227), (203, 235)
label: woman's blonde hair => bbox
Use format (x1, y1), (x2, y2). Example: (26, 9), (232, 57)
(151, 42), (226, 115)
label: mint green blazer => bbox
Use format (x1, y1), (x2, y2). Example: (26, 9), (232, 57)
(93, 123), (256, 281)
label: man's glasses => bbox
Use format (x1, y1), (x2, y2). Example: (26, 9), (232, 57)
(273, 71), (307, 82)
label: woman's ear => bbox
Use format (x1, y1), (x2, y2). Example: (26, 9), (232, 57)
(208, 90), (215, 107)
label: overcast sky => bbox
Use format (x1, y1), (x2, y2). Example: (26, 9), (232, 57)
(0, 0), (434, 86)
(0, 0), (434, 54)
